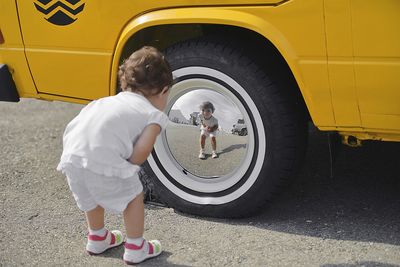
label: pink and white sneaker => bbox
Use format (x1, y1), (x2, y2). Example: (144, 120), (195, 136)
(123, 239), (162, 264)
(86, 230), (124, 255)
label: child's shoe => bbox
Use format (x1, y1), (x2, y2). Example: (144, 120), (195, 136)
(199, 150), (206, 159)
(86, 230), (124, 255)
(212, 151), (218, 158)
(123, 239), (162, 264)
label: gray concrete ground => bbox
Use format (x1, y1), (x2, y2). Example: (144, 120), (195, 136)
(1, 99), (400, 266)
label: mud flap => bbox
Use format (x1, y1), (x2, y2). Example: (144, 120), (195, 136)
(328, 132), (341, 178)
(0, 64), (19, 102)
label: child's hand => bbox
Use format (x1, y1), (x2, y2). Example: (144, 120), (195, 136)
(207, 126), (213, 132)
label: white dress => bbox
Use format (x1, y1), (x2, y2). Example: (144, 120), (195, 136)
(57, 91), (169, 213)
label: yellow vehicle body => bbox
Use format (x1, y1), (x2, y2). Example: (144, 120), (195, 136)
(1, 0), (399, 141)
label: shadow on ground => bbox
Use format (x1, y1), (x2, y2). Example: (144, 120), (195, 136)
(219, 143), (247, 156)
(144, 126), (400, 246)
(249, 126), (400, 246)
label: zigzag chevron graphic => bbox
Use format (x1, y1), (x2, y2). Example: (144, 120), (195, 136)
(33, 0), (85, 26)
(35, 0), (83, 11)
(34, 1), (84, 15)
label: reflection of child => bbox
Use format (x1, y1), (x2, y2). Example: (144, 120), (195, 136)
(57, 46), (172, 264)
(198, 101), (219, 159)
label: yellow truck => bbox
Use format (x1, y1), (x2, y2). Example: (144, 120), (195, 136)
(1, 0), (399, 217)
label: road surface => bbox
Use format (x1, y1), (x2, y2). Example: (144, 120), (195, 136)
(1, 99), (399, 266)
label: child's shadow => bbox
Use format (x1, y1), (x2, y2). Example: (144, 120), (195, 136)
(100, 246), (190, 266)
(218, 144), (246, 156)
(199, 144), (246, 159)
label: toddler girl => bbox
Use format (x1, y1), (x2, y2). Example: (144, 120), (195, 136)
(57, 46), (172, 264)
(198, 101), (219, 159)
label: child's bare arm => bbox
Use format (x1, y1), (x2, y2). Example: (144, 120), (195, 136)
(208, 124), (219, 132)
(129, 124), (161, 165)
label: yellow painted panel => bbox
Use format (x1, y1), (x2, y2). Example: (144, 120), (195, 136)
(0, 1), (23, 46)
(327, 61), (360, 126)
(17, 1), (122, 51)
(351, 1), (400, 130)
(355, 61), (400, 116)
(0, 0), (37, 97)
(297, 59), (334, 126)
(17, 1), (285, 51)
(362, 114), (400, 131)
(351, 0), (400, 58)
(324, 0), (353, 56)
(248, 0), (327, 57)
(0, 48), (38, 98)
(26, 50), (111, 100)
(324, 0), (360, 127)
(240, 1), (333, 126)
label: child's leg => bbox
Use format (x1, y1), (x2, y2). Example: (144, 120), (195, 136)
(66, 168), (125, 255)
(211, 137), (218, 158)
(123, 192), (162, 264)
(123, 192), (144, 238)
(211, 137), (217, 151)
(199, 134), (206, 150)
(85, 205), (124, 255)
(199, 134), (207, 159)
(85, 205), (105, 230)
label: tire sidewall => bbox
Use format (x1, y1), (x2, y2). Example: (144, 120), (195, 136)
(145, 42), (288, 217)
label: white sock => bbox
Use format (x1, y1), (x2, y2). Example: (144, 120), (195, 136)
(126, 237), (144, 246)
(89, 227), (107, 237)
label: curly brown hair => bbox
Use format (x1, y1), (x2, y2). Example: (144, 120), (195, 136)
(200, 101), (215, 113)
(118, 46), (173, 96)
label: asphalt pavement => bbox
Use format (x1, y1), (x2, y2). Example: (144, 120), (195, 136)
(1, 99), (399, 266)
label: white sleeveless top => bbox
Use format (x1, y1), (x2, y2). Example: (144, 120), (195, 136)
(57, 91), (169, 179)
(199, 114), (218, 129)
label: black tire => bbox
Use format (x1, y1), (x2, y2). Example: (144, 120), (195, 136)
(144, 38), (307, 218)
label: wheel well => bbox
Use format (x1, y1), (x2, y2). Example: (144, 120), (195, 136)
(119, 24), (310, 120)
